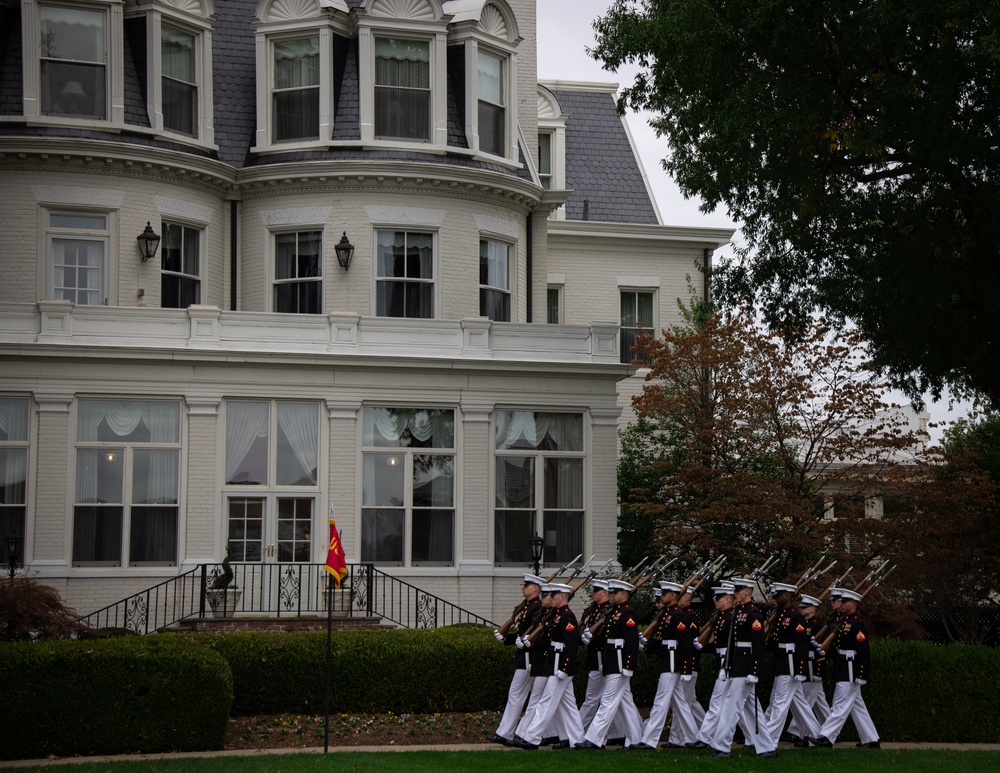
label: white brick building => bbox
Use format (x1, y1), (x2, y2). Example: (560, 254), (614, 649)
(0, 0), (732, 622)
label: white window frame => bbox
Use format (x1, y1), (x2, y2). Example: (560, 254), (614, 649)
(160, 220), (202, 309)
(479, 236), (511, 321)
(373, 228), (437, 319)
(270, 228), (324, 314)
(43, 209), (114, 306)
(546, 285), (563, 324)
(0, 396), (30, 569)
(20, 0), (125, 127)
(620, 288), (657, 365)
(252, 2), (341, 154)
(138, 2), (215, 148)
(360, 406), (456, 568)
(493, 411), (586, 568)
(72, 399), (182, 568)
(537, 84), (569, 216)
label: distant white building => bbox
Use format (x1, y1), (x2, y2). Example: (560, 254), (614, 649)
(0, 0), (732, 622)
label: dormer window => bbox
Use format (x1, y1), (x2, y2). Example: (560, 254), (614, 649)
(477, 50), (505, 156)
(273, 36), (321, 142)
(161, 25), (197, 136)
(38, 5), (108, 119)
(375, 37), (430, 141)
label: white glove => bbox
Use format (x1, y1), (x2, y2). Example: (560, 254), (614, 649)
(638, 638), (647, 652)
(817, 649), (825, 657)
(639, 633), (648, 646)
(746, 675), (759, 684)
(515, 636), (525, 649)
(555, 670), (570, 681)
(718, 669), (728, 681)
(622, 669), (633, 677)
(681, 674), (693, 682)
(794, 675), (807, 682)
(855, 678), (866, 685)
(811, 637), (819, 646)
(581, 630), (593, 645)
(494, 630), (504, 642)
(693, 640), (703, 650)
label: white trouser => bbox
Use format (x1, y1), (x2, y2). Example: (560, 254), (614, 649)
(712, 676), (775, 754)
(580, 671), (625, 739)
(584, 673), (644, 747)
(819, 682), (879, 744)
(668, 671), (705, 745)
(495, 668), (531, 740)
(788, 680), (830, 736)
(522, 674), (586, 746)
(764, 675), (820, 742)
(515, 676), (548, 738)
(641, 672), (698, 747)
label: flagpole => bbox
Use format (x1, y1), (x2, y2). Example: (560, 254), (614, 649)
(324, 570), (332, 753)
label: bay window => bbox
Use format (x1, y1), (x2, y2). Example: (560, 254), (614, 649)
(161, 222), (201, 308)
(375, 37), (430, 141)
(274, 230), (322, 313)
(47, 211), (109, 306)
(376, 230), (434, 318)
(161, 24), (197, 136)
(480, 238), (511, 321)
(0, 398), (29, 567)
(273, 36), (320, 142)
(477, 50), (505, 156)
(39, 4), (106, 119)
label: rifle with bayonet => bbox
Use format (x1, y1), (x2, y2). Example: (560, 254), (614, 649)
(643, 554), (726, 641)
(523, 558), (603, 647)
(494, 553), (582, 637)
(763, 554), (835, 634)
(811, 560), (891, 643)
(818, 563), (896, 654)
(585, 555), (675, 638)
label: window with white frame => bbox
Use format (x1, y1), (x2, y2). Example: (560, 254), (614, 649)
(480, 238), (510, 321)
(538, 131), (553, 189)
(375, 37), (430, 141)
(72, 400), (181, 566)
(161, 24), (197, 136)
(375, 230), (434, 318)
(362, 408), (455, 567)
(620, 290), (654, 364)
(39, 4), (107, 118)
(224, 401), (319, 564)
(477, 50), (505, 156)
(546, 286), (562, 324)
(494, 411), (584, 567)
(272, 35), (320, 142)
(160, 221), (201, 308)
(47, 211), (109, 306)
(274, 230), (322, 314)
(0, 398), (29, 568)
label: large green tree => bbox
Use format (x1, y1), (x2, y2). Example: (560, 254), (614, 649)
(592, 0), (1000, 407)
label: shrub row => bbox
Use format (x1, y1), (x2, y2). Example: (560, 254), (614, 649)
(2, 628), (997, 760)
(0, 637), (233, 760)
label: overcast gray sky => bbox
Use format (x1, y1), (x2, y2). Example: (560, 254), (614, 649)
(536, 0), (970, 435)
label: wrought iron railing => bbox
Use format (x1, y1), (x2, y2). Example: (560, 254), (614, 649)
(77, 563), (494, 634)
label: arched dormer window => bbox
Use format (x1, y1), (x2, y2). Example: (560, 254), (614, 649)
(128, 0), (216, 147)
(356, 0), (449, 148)
(537, 83), (568, 217)
(444, 0), (521, 162)
(251, 0), (351, 153)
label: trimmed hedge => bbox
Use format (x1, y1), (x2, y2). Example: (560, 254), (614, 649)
(2, 628), (997, 760)
(0, 637), (233, 760)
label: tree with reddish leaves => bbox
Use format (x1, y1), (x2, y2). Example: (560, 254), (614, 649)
(619, 299), (998, 639)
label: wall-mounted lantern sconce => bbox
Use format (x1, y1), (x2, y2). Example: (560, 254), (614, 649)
(137, 221), (161, 262)
(334, 231), (355, 270)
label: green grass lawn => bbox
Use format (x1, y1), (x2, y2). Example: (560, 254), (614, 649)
(11, 748), (1000, 773)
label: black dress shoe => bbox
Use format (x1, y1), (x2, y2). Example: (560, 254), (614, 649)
(512, 736), (538, 750)
(551, 740), (571, 749)
(662, 742), (686, 749)
(857, 741), (881, 749)
(780, 732), (802, 744)
(606, 736), (626, 746)
(541, 736), (560, 746)
(711, 750), (731, 758)
(576, 740), (603, 749)
(757, 750), (778, 758)
(490, 733), (512, 746)
(811, 736), (834, 748)
(793, 738), (813, 748)
(686, 741), (709, 749)
(631, 743), (656, 749)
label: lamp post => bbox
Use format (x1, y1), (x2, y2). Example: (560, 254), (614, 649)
(6, 535), (23, 579)
(529, 532), (543, 576)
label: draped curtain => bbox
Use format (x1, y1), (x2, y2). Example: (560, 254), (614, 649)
(225, 402), (268, 484)
(494, 411), (583, 451)
(78, 400), (179, 442)
(276, 402), (318, 485)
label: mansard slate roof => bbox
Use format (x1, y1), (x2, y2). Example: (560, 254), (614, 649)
(552, 88), (660, 226)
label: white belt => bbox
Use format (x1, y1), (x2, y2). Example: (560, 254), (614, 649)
(736, 641), (752, 648)
(839, 649), (856, 658)
(780, 643), (795, 652)
(609, 638), (625, 647)
(663, 640), (678, 649)
(551, 642), (565, 652)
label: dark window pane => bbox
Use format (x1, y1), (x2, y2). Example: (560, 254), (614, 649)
(163, 77), (196, 135)
(479, 100), (504, 156)
(494, 509), (533, 565)
(412, 509), (453, 564)
(543, 510), (583, 565)
(375, 87), (430, 140)
(40, 61), (106, 117)
(273, 88), (319, 142)
(480, 288), (510, 321)
(129, 506), (178, 564)
(73, 506), (122, 565)
(361, 508), (404, 564)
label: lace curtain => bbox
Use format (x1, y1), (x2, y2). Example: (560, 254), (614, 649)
(495, 411), (583, 451)
(78, 400), (179, 442)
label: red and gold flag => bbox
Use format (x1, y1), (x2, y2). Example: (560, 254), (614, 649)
(325, 519), (348, 589)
